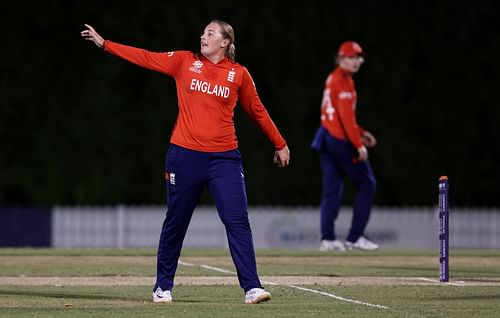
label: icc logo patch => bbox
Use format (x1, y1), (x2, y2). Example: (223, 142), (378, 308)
(189, 60), (203, 74)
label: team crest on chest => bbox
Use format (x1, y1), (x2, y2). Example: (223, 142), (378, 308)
(189, 60), (204, 74)
(227, 68), (235, 83)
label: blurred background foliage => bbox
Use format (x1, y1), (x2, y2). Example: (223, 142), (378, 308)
(1, 0), (499, 206)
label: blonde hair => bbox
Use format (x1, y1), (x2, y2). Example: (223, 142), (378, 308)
(211, 19), (236, 61)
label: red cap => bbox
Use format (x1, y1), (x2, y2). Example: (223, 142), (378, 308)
(338, 41), (364, 57)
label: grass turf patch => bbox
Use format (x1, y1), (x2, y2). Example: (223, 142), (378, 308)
(1, 285), (499, 318)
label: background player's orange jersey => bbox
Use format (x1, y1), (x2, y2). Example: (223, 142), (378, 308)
(320, 67), (365, 149)
(104, 41), (286, 152)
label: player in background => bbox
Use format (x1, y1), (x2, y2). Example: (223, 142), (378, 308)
(311, 41), (378, 252)
(81, 20), (290, 304)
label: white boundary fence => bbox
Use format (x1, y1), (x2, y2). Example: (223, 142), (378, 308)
(52, 206), (500, 250)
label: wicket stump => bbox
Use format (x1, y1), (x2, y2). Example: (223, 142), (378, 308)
(439, 176), (449, 282)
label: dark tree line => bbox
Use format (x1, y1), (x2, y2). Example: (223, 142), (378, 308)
(1, 0), (499, 207)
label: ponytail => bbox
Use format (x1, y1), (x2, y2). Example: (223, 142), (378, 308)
(227, 43), (236, 61)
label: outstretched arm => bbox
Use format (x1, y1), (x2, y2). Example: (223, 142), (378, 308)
(80, 24), (183, 76)
(81, 24), (105, 48)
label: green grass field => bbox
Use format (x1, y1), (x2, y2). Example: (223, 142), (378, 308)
(1, 248), (499, 317)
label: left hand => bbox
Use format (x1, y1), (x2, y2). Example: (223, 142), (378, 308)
(273, 145), (290, 167)
(361, 131), (377, 148)
(356, 145), (368, 162)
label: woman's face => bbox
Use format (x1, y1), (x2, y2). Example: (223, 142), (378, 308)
(200, 23), (229, 58)
(339, 55), (365, 74)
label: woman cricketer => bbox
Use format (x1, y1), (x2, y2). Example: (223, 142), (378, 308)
(311, 41), (378, 252)
(81, 20), (290, 304)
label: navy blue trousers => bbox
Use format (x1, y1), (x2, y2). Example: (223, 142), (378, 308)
(154, 144), (262, 292)
(311, 127), (376, 242)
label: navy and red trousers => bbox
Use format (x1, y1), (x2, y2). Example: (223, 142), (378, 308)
(154, 144), (262, 292)
(311, 126), (377, 242)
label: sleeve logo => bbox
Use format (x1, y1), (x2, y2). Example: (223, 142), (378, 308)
(338, 91), (353, 99)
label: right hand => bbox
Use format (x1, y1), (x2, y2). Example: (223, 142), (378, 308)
(356, 145), (368, 162)
(81, 24), (105, 48)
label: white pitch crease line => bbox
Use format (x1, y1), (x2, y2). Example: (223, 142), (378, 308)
(417, 277), (466, 286)
(178, 260), (194, 266)
(200, 264), (236, 275)
(181, 262), (388, 310)
(288, 284), (389, 310)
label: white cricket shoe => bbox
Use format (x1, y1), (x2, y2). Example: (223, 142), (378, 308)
(153, 287), (172, 303)
(319, 239), (346, 251)
(345, 236), (379, 251)
(244, 288), (271, 304)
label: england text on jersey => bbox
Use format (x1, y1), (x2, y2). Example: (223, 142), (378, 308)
(189, 78), (230, 98)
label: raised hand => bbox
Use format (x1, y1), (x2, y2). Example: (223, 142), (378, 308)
(80, 24), (105, 48)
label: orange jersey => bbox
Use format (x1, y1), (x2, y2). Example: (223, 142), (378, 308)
(104, 41), (286, 152)
(320, 67), (365, 149)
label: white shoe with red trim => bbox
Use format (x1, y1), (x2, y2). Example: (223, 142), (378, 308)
(319, 239), (346, 251)
(244, 288), (271, 304)
(153, 287), (172, 303)
(345, 236), (379, 251)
